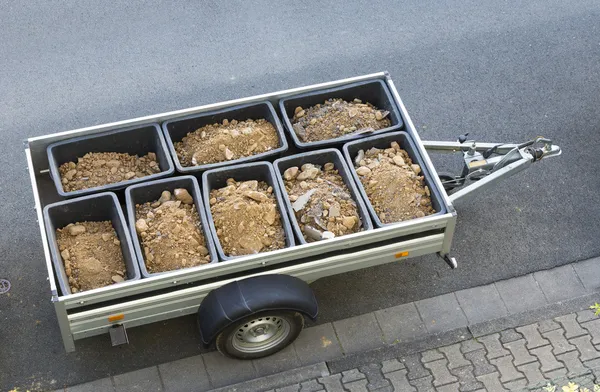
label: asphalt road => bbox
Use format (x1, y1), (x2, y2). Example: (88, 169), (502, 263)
(1, 1), (599, 390)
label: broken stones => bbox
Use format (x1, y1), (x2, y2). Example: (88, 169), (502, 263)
(174, 188), (194, 205)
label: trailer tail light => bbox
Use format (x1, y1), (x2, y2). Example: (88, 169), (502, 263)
(108, 314), (125, 322)
(395, 251), (409, 258)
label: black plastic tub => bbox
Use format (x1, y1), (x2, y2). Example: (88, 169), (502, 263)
(342, 131), (447, 228)
(47, 123), (175, 198)
(279, 80), (403, 149)
(43, 192), (140, 296)
(162, 101), (288, 174)
(125, 176), (218, 277)
(201, 161), (295, 261)
(273, 148), (373, 244)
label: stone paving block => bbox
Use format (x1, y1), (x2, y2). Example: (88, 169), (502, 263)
(415, 294), (468, 333)
(374, 302), (428, 344)
(570, 335), (600, 361)
(202, 350), (256, 388)
(253, 343), (300, 376)
(515, 324), (550, 349)
(158, 355), (211, 392)
(495, 275), (547, 314)
(537, 319), (561, 333)
(66, 378), (115, 392)
(499, 329), (523, 344)
(344, 379), (368, 391)
(293, 323), (343, 366)
(341, 369), (366, 383)
(516, 362), (546, 387)
(460, 339), (484, 354)
(489, 356), (524, 383)
(370, 386), (393, 392)
(449, 365), (483, 391)
(333, 313), (384, 355)
(582, 319), (600, 345)
(455, 284), (508, 324)
(584, 357), (600, 371)
(402, 354), (433, 380)
(577, 309), (598, 323)
(569, 374), (597, 390)
(277, 385), (300, 392)
(503, 339), (536, 366)
(502, 378), (527, 391)
(530, 345), (563, 373)
(543, 367), (567, 381)
(408, 375), (435, 392)
(534, 265), (587, 303)
(555, 314), (587, 339)
(434, 382), (460, 392)
(318, 374), (345, 392)
(423, 359), (458, 386)
(476, 372), (507, 391)
(113, 366), (162, 392)
(542, 329), (576, 355)
(386, 369), (416, 392)
(573, 256), (600, 291)
(381, 359), (404, 374)
(556, 351), (590, 377)
(478, 333), (510, 360)
(299, 379), (322, 392)
(438, 343), (470, 370)
(358, 363), (391, 391)
(421, 349), (444, 363)
(464, 349), (497, 377)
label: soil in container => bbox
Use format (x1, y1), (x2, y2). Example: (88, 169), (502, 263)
(175, 118), (279, 167)
(282, 163), (362, 242)
(353, 142), (435, 223)
(59, 152), (161, 192)
(209, 179), (285, 256)
(134, 188), (211, 273)
(292, 99), (391, 143)
(56, 221), (126, 293)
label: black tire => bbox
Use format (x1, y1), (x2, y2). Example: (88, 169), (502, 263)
(215, 311), (304, 360)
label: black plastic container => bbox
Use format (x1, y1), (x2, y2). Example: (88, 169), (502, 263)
(279, 80), (403, 149)
(273, 149), (373, 244)
(43, 192), (140, 296)
(47, 124), (175, 198)
(201, 161), (295, 261)
(342, 131), (447, 228)
(125, 176), (218, 277)
(162, 101), (288, 174)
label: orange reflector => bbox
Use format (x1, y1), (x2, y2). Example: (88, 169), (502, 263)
(108, 314), (124, 322)
(395, 251), (409, 258)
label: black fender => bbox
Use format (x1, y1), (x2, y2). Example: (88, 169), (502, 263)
(197, 274), (318, 345)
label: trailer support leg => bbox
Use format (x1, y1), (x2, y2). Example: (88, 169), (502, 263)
(54, 299), (76, 352)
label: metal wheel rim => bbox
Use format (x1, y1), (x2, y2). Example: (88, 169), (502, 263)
(231, 315), (291, 354)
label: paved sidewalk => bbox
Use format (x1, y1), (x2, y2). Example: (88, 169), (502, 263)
(54, 257), (600, 392)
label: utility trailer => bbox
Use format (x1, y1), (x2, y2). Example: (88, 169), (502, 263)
(25, 72), (561, 358)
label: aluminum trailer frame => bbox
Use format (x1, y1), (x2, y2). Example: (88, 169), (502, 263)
(25, 72), (560, 352)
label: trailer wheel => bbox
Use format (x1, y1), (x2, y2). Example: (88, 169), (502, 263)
(216, 311), (304, 359)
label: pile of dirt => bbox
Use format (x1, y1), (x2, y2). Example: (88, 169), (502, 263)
(56, 221), (126, 293)
(291, 98), (391, 143)
(354, 142), (435, 223)
(175, 118), (279, 166)
(59, 152), (161, 192)
(282, 163), (362, 242)
(135, 188), (211, 273)
(209, 179), (285, 256)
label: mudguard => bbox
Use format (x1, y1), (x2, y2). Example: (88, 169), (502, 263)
(197, 274), (318, 345)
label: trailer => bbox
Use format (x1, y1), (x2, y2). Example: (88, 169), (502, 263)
(25, 72), (561, 358)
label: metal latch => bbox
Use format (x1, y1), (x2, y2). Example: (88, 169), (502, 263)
(109, 324), (129, 347)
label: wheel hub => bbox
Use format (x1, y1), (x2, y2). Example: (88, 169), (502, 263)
(232, 316), (291, 353)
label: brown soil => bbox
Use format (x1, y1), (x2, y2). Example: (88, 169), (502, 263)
(291, 98), (391, 143)
(354, 142), (435, 223)
(135, 188), (211, 273)
(56, 221), (126, 293)
(283, 163), (362, 242)
(59, 152), (161, 192)
(209, 179), (285, 256)
(175, 118), (279, 167)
